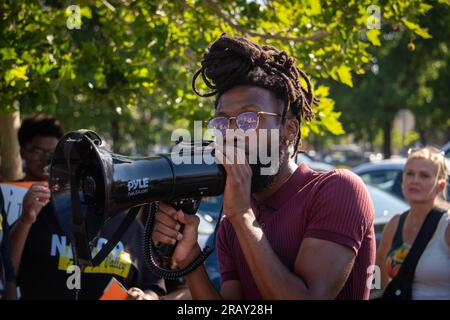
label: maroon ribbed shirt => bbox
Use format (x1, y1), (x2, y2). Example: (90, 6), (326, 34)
(217, 163), (376, 300)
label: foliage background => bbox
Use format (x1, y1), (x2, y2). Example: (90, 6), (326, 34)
(1, 0), (447, 156)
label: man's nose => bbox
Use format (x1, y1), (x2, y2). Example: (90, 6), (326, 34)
(228, 118), (238, 130)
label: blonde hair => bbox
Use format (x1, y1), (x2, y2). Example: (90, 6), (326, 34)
(407, 146), (449, 199)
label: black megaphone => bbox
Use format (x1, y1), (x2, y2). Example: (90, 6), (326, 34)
(49, 130), (225, 277)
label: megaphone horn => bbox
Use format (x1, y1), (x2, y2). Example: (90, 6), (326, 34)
(49, 130), (225, 268)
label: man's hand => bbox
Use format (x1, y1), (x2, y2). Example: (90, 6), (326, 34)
(127, 287), (160, 300)
(152, 202), (201, 266)
(215, 146), (253, 220)
(20, 182), (50, 225)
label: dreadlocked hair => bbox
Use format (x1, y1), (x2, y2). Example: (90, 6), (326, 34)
(192, 34), (319, 154)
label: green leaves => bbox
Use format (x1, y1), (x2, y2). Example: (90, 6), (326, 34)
(0, 48), (17, 60)
(330, 1), (450, 151)
(402, 18), (432, 39)
(366, 29), (381, 46)
(0, 0), (440, 152)
(313, 85), (345, 136)
(4, 65), (28, 86)
(334, 65), (353, 87)
(307, 0), (322, 16)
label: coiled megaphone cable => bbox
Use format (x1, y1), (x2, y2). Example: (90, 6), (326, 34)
(143, 202), (220, 280)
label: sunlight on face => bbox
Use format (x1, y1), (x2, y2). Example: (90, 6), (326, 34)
(402, 158), (442, 204)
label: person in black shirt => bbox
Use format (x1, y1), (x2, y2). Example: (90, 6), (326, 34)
(8, 115), (166, 299)
(17, 203), (165, 300)
(0, 190), (16, 299)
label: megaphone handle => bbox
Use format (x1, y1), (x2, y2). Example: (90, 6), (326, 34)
(155, 198), (200, 265)
(155, 223), (185, 259)
(172, 198), (201, 215)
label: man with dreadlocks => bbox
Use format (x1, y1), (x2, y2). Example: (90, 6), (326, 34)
(152, 34), (375, 300)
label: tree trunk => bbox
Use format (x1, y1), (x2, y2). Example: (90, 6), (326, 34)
(383, 120), (392, 159)
(0, 111), (23, 181)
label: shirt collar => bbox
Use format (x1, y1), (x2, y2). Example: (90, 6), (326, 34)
(251, 162), (313, 212)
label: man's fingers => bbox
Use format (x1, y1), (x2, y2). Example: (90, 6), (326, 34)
(154, 211), (179, 229)
(30, 182), (50, 190)
(128, 287), (143, 294)
(28, 195), (51, 205)
(176, 211), (199, 227)
(31, 192), (51, 199)
(214, 149), (232, 172)
(30, 184), (50, 192)
(24, 192), (50, 206)
(127, 288), (144, 300)
(158, 202), (178, 218)
(234, 160), (252, 177)
(31, 185), (50, 192)
(215, 147), (248, 167)
(152, 230), (177, 245)
(215, 148), (251, 180)
(154, 221), (182, 240)
(32, 181), (49, 188)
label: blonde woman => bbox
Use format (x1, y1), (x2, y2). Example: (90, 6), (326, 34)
(376, 147), (450, 299)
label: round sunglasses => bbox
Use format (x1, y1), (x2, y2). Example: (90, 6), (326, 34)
(207, 111), (282, 134)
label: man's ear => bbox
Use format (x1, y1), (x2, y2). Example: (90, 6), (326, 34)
(284, 117), (299, 143)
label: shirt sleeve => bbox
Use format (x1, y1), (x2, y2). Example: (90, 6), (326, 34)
(304, 170), (374, 254)
(216, 219), (239, 283)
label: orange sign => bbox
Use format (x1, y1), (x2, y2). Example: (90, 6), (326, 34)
(100, 277), (129, 300)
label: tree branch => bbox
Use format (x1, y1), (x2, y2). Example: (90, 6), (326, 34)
(100, 0), (116, 12)
(205, 0), (330, 43)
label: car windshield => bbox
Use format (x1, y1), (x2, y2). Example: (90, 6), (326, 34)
(359, 170), (402, 196)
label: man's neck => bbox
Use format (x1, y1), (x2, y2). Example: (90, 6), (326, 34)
(252, 160), (298, 203)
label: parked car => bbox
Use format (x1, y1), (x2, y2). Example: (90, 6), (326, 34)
(197, 196), (223, 249)
(352, 158), (450, 200)
(352, 158), (406, 200)
(366, 184), (409, 242)
(442, 140), (450, 160)
(197, 212), (216, 249)
(323, 144), (368, 168)
(198, 195), (223, 222)
(295, 153), (334, 172)
(441, 141), (450, 159)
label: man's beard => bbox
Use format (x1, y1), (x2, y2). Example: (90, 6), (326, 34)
(249, 145), (287, 193)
